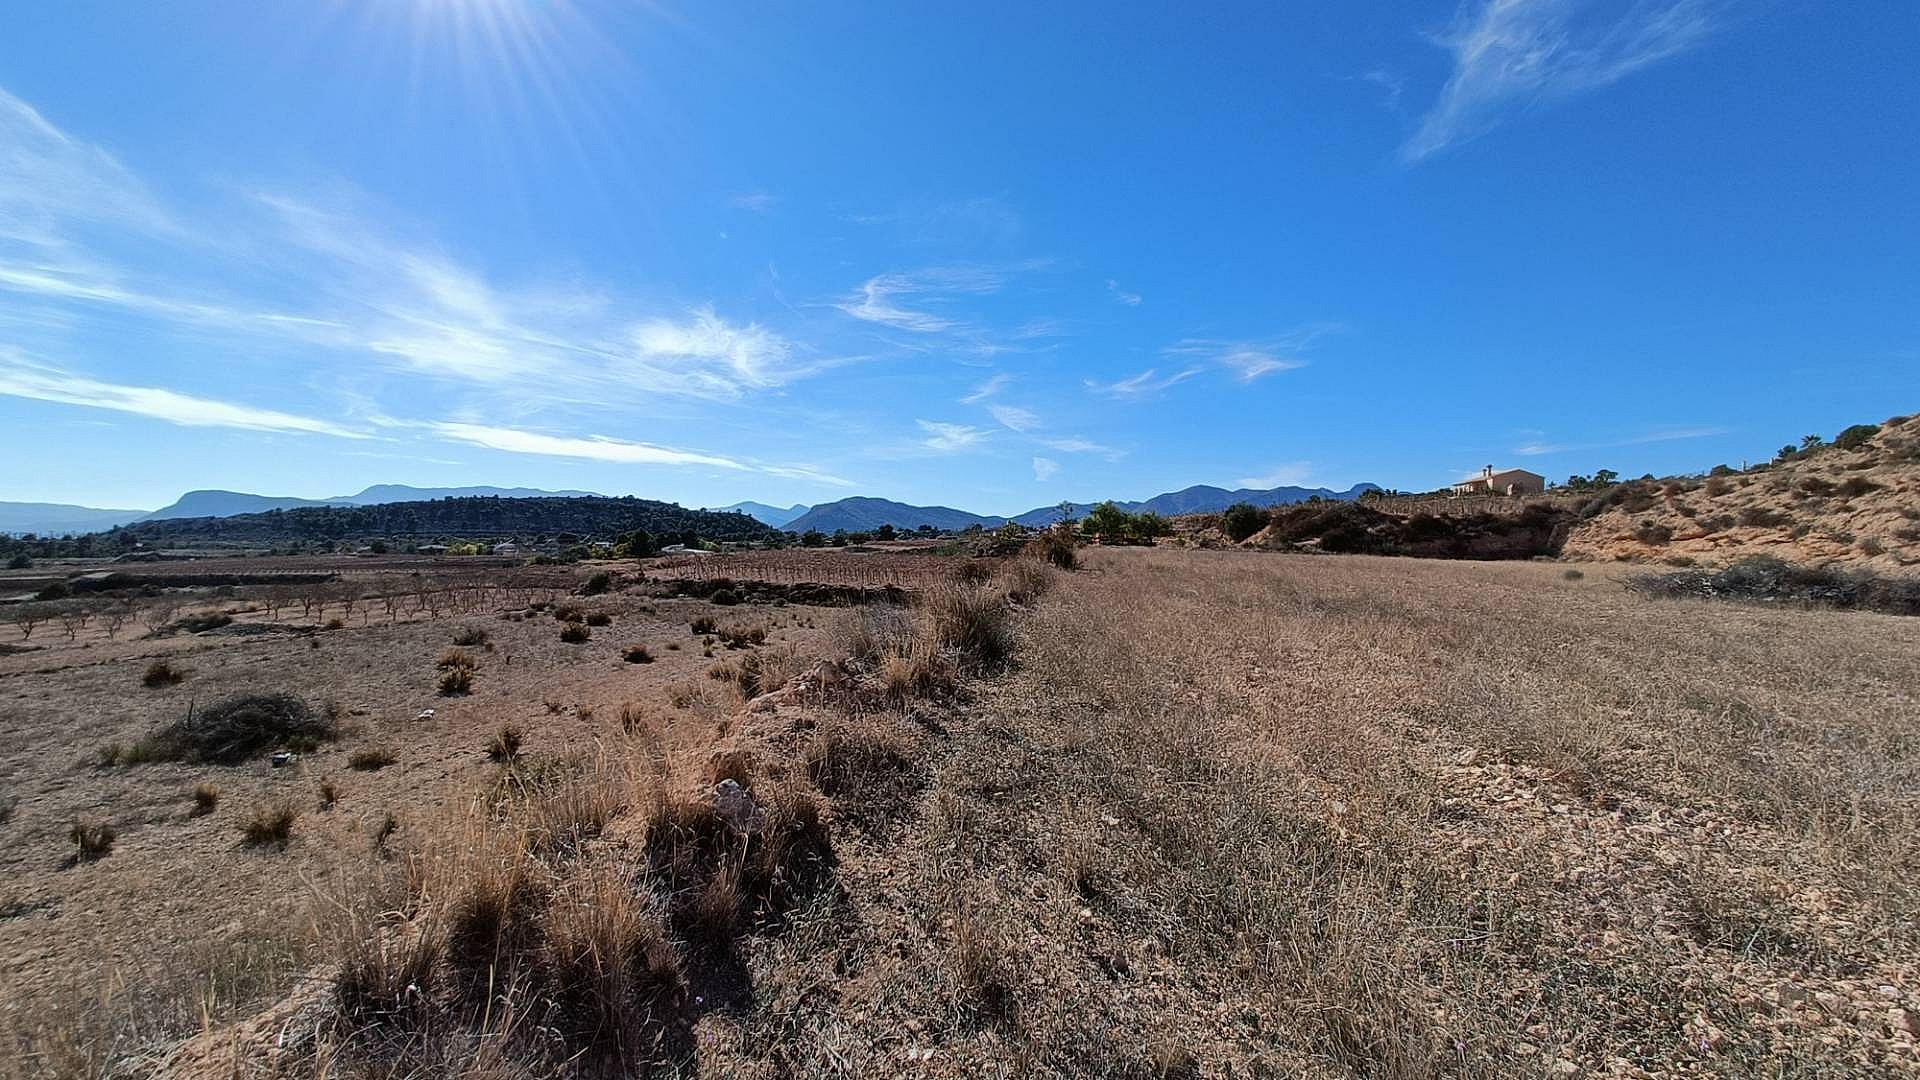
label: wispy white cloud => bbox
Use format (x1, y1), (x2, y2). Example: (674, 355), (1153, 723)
(1165, 326), (1339, 382)
(1032, 456), (1059, 481)
(987, 403), (1041, 432)
(0, 355), (367, 439)
(1105, 279), (1142, 306)
(1358, 69), (1406, 111)
(836, 267), (1003, 333)
(960, 372), (1011, 404)
(1512, 425), (1730, 456)
(1084, 366), (1202, 399)
(1404, 0), (1728, 162)
(428, 421), (855, 486)
(1038, 435), (1121, 458)
(1237, 462), (1314, 489)
(917, 419), (989, 452)
(0, 87), (175, 246)
(728, 192), (777, 212)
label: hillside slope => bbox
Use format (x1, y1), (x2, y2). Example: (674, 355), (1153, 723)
(106, 496), (774, 546)
(1562, 415), (1919, 572)
(785, 497), (1003, 533)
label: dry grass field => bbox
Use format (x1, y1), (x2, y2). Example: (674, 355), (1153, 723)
(3, 545), (1917, 1078)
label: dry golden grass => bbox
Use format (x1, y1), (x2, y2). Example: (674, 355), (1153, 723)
(28, 547), (1920, 1078)
(994, 547), (1920, 1074)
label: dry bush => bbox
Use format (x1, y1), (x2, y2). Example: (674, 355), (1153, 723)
(437, 647), (477, 670)
(540, 868), (682, 1050)
(437, 666), (473, 696)
(585, 612), (613, 627)
(240, 801), (299, 849)
(451, 625), (490, 647)
(622, 643), (654, 664)
(135, 692), (332, 764)
(923, 583), (1014, 671)
(69, 820), (114, 860)
(349, 746), (397, 771)
(559, 623), (592, 644)
(833, 604), (914, 665)
(487, 725), (524, 763)
(997, 556), (1057, 605)
(717, 622), (767, 649)
(190, 781), (221, 816)
(318, 777), (340, 809)
(1027, 525), (1078, 569)
(141, 659), (184, 688)
(439, 826), (546, 994)
(879, 641), (958, 703)
(521, 766), (631, 859)
(689, 614), (718, 634)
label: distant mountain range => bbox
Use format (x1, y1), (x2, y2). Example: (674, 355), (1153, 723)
(3, 481), (1381, 538)
(0, 485), (604, 535)
(785, 483), (1382, 534)
(0, 501), (154, 537)
(708, 501), (811, 528)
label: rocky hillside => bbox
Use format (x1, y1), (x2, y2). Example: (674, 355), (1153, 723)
(1563, 415), (1919, 572)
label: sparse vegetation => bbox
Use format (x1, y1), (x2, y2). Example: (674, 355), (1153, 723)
(622, 643), (654, 664)
(239, 801), (299, 849)
(141, 659), (184, 688)
(1221, 501), (1267, 542)
(69, 820), (115, 861)
(1628, 556), (1920, 615)
(129, 692), (333, 764)
(451, 626), (490, 647)
(584, 611), (612, 627)
(559, 623), (591, 644)
(348, 746), (397, 771)
(486, 724), (523, 763)
(190, 782), (221, 816)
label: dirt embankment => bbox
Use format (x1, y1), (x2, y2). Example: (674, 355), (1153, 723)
(1562, 415), (1920, 572)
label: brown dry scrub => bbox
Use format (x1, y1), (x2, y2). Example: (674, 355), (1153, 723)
(989, 547), (1920, 1075)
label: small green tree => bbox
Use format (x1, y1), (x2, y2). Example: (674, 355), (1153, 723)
(874, 523), (897, 541)
(1221, 502), (1265, 542)
(1834, 424), (1880, 451)
(800, 529), (826, 548)
(1080, 501), (1133, 542)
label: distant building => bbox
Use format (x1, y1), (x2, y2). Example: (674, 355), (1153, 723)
(491, 542), (520, 556)
(1452, 466), (1546, 496)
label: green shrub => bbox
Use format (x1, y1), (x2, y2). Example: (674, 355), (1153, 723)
(1834, 423), (1880, 451)
(580, 571), (613, 596)
(1221, 502), (1267, 543)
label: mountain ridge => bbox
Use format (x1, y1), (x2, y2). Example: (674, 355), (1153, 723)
(786, 483), (1382, 534)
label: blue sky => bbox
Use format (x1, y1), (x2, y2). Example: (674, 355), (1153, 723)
(0, 1), (1913, 515)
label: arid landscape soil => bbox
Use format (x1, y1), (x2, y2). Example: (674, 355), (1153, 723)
(3, 545), (1918, 1078)
(1562, 416), (1920, 571)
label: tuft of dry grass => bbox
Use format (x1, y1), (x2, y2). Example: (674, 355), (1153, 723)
(189, 781), (221, 816)
(239, 801), (299, 849)
(348, 745), (397, 771)
(317, 777), (340, 809)
(141, 659), (185, 688)
(436, 666), (473, 696)
(486, 725), (523, 764)
(622, 643), (654, 664)
(923, 583), (1014, 671)
(69, 820), (114, 861)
